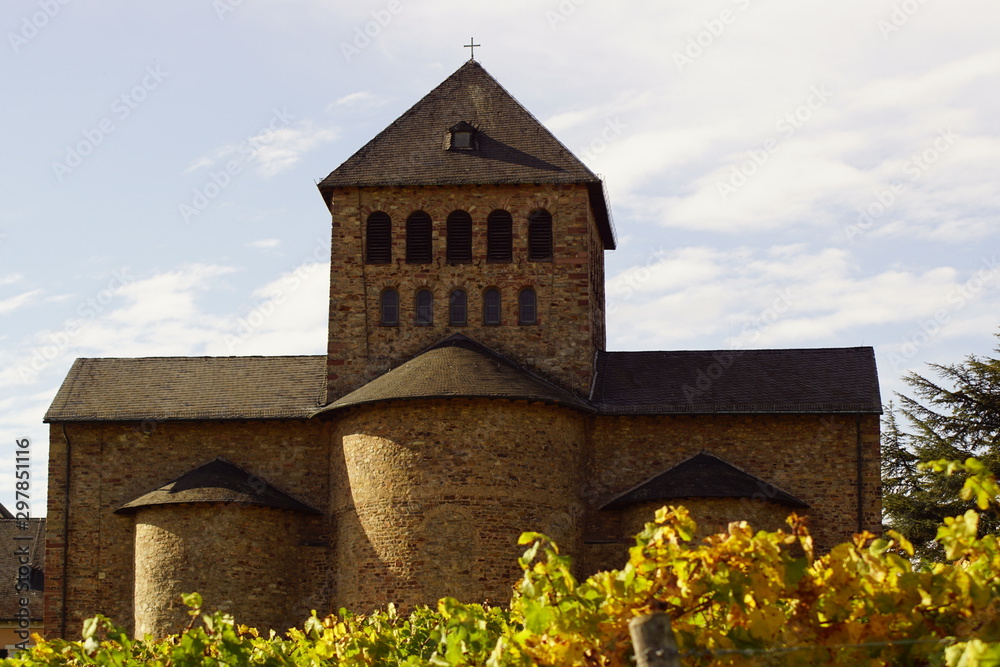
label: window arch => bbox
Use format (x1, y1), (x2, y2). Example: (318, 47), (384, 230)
(483, 288), (501, 326)
(380, 288), (399, 326)
(486, 210), (512, 263)
(518, 288), (537, 325)
(415, 288), (433, 325)
(366, 211), (392, 264)
(449, 289), (468, 326)
(527, 209), (553, 261)
(446, 210), (473, 264)
(406, 211), (433, 263)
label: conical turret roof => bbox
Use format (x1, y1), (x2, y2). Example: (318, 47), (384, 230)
(313, 334), (591, 415)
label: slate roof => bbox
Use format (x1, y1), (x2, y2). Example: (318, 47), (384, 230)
(601, 452), (809, 510)
(116, 457), (320, 515)
(592, 347), (881, 414)
(44, 356), (326, 422)
(0, 517), (45, 621)
(317, 60), (616, 249)
(44, 345), (881, 421)
(313, 334), (591, 416)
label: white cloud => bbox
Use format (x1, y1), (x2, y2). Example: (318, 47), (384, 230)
(182, 121), (339, 179)
(607, 246), (999, 353)
(249, 238), (281, 249)
(253, 125), (340, 177)
(0, 289), (42, 315)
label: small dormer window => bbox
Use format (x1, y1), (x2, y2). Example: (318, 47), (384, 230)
(448, 121), (477, 150)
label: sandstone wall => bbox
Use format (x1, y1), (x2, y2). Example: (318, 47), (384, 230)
(44, 419), (330, 638)
(133, 504), (304, 636)
(329, 399), (586, 611)
(580, 413), (881, 573)
(325, 183), (606, 399)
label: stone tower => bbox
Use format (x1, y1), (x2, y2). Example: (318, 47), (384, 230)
(316, 60), (615, 400)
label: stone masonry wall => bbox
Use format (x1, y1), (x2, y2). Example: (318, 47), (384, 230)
(325, 183), (605, 400)
(580, 413), (882, 574)
(133, 504), (304, 636)
(329, 399), (586, 612)
(44, 419), (330, 638)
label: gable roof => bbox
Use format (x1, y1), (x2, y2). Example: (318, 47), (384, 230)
(0, 517), (45, 621)
(317, 60), (615, 249)
(116, 457), (320, 515)
(601, 452), (808, 510)
(313, 334), (592, 416)
(592, 347), (881, 414)
(44, 356), (327, 422)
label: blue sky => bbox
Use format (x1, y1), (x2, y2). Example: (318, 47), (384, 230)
(2, 0), (998, 515)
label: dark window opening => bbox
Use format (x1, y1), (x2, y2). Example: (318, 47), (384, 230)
(406, 211), (433, 263)
(366, 212), (392, 264)
(528, 209), (553, 261)
(29, 565), (43, 591)
(448, 121), (477, 150)
(380, 289), (399, 326)
(449, 289), (468, 326)
(415, 289), (433, 325)
(486, 210), (513, 263)
(519, 288), (537, 325)
(446, 211), (473, 263)
(483, 289), (501, 325)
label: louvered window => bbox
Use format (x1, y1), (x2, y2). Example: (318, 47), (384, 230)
(415, 289), (433, 325)
(380, 289), (399, 326)
(518, 288), (537, 325)
(483, 288), (501, 325)
(366, 212), (392, 264)
(406, 211), (433, 263)
(446, 211), (473, 263)
(449, 289), (468, 326)
(528, 209), (553, 261)
(486, 210), (512, 263)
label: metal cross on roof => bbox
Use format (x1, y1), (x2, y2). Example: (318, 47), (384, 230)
(464, 37), (480, 60)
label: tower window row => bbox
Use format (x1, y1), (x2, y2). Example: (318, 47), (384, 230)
(379, 287), (537, 327)
(365, 209), (553, 265)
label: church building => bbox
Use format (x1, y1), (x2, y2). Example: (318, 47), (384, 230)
(43, 60), (882, 638)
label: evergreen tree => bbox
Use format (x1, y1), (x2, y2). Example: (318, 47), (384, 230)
(882, 334), (1000, 560)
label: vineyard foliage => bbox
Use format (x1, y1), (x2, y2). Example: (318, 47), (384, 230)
(8, 459), (1000, 666)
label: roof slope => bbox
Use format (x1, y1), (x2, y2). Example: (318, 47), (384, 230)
(318, 60), (615, 248)
(45, 356), (326, 422)
(592, 347), (881, 414)
(0, 518), (45, 621)
(601, 452), (808, 510)
(314, 334), (591, 415)
(116, 457), (320, 515)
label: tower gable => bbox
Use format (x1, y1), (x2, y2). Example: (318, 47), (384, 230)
(318, 60), (614, 249)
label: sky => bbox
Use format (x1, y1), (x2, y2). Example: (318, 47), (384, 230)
(2, 0), (998, 516)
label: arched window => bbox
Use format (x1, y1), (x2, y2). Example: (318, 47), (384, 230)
(483, 288), (501, 326)
(446, 211), (473, 264)
(415, 289), (433, 325)
(380, 288), (399, 326)
(518, 288), (537, 325)
(527, 209), (553, 261)
(366, 212), (391, 264)
(406, 211), (432, 263)
(449, 289), (467, 326)
(486, 210), (512, 263)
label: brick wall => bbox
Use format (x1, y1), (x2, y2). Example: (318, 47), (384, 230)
(133, 504), (307, 636)
(580, 413), (882, 573)
(44, 419), (331, 638)
(45, 408), (879, 636)
(324, 183), (606, 400)
(328, 398), (586, 611)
